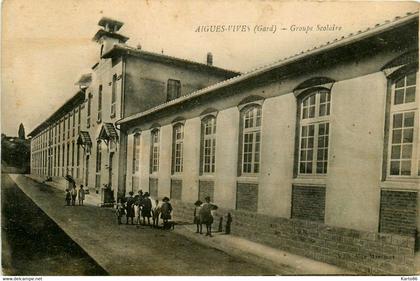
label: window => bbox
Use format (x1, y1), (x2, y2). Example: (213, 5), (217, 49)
(388, 72), (418, 177)
(150, 129), (160, 173)
(167, 79), (181, 101)
(67, 115), (70, 138)
(240, 105), (262, 175)
(97, 85), (102, 122)
(71, 142), (75, 175)
(77, 106), (81, 134)
(201, 116), (216, 174)
(132, 133), (141, 173)
(172, 124), (184, 174)
(96, 141), (102, 189)
(298, 89), (331, 175)
(76, 144), (80, 178)
(87, 93), (91, 127)
(66, 143), (70, 174)
(111, 74), (117, 118)
(62, 144), (65, 176)
(57, 146), (60, 176)
(96, 141), (102, 173)
(62, 119), (66, 140)
(72, 110), (76, 137)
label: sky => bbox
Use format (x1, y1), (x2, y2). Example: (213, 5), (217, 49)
(2, 0), (418, 137)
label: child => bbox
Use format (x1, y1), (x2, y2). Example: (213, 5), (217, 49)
(141, 192), (152, 226)
(71, 187), (77, 206)
(160, 197), (172, 229)
(78, 185), (85, 206)
(115, 199), (125, 225)
(152, 199), (161, 228)
(125, 191), (135, 225)
(65, 189), (71, 206)
(193, 200), (203, 234)
(134, 201), (141, 226)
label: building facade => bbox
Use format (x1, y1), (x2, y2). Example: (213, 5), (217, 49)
(116, 13), (420, 274)
(29, 17), (238, 199)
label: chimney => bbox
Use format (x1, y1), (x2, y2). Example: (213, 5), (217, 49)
(207, 52), (213, 66)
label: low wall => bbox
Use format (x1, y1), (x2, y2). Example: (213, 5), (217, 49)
(171, 200), (415, 275)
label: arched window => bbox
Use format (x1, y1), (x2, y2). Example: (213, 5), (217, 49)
(200, 116), (216, 174)
(298, 89), (331, 175)
(388, 71), (418, 177)
(240, 105), (262, 175)
(172, 123), (184, 174)
(150, 129), (160, 173)
(132, 133), (141, 173)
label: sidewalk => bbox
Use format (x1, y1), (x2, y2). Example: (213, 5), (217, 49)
(17, 174), (352, 275)
(175, 224), (352, 275)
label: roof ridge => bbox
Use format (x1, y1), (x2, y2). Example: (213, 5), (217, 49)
(241, 10), (419, 76)
(110, 43), (241, 74)
(117, 10), (418, 126)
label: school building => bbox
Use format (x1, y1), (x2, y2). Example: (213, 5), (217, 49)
(29, 13), (419, 274)
(115, 13), (419, 274)
(28, 17), (238, 197)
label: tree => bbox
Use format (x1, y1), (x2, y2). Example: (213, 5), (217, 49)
(18, 123), (25, 139)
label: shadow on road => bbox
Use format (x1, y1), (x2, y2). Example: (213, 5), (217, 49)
(1, 174), (108, 276)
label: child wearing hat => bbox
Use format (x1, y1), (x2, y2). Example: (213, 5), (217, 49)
(193, 200), (203, 234)
(141, 192), (152, 226)
(160, 197), (172, 229)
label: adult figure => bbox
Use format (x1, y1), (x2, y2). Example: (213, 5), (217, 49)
(78, 185), (85, 206)
(125, 191), (135, 225)
(199, 196), (217, 237)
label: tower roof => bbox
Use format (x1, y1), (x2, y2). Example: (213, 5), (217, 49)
(98, 17), (124, 31)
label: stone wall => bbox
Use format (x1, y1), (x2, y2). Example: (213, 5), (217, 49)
(171, 200), (415, 275)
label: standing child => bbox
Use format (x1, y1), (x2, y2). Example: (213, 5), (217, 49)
(78, 185), (85, 206)
(125, 191), (135, 225)
(71, 186), (77, 206)
(65, 189), (71, 206)
(141, 192), (152, 226)
(193, 200), (203, 234)
(115, 199), (125, 225)
(160, 197), (172, 229)
(152, 199), (161, 228)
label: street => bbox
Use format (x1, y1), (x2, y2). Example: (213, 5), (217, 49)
(1, 173), (279, 275)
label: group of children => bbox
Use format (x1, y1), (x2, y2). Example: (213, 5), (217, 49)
(193, 196), (218, 237)
(115, 190), (173, 229)
(65, 184), (85, 206)
(115, 192), (219, 235)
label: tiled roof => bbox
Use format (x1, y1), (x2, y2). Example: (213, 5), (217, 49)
(101, 44), (240, 76)
(98, 123), (119, 141)
(77, 131), (92, 146)
(116, 11), (418, 126)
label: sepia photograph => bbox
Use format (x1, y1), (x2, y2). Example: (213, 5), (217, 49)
(1, 0), (420, 277)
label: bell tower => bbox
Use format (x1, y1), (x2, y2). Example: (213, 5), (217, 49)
(92, 17), (129, 58)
